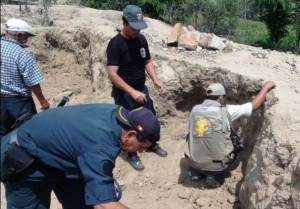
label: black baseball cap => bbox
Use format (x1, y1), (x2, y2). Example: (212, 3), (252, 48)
(117, 106), (160, 143)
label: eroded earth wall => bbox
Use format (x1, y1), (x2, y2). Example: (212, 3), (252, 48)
(1, 5), (299, 209)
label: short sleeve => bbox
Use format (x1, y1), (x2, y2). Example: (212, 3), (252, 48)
(139, 35), (151, 60)
(18, 51), (44, 86)
(227, 102), (252, 121)
(106, 37), (120, 66)
(77, 150), (117, 205)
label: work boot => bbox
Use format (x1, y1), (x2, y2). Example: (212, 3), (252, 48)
(147, 144), (168, 157)
(206, 174), (221, 188)
(127, 152), (144, 171)
(188, 167), (204, 181)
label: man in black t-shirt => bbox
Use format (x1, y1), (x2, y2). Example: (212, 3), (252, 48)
(106, 5), (167, 171)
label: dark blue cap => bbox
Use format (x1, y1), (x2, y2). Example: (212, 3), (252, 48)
(123, 5), (148, 30)
(117, 106), (160, 143)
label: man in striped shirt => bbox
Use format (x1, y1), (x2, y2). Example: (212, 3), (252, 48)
(1, 18), (50, 138)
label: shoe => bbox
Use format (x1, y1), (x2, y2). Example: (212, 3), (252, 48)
(206, 175), (220, 188)
(188, 167), (202, 181)
(127, 153), (144, 171)
(147, 144), (168, 157)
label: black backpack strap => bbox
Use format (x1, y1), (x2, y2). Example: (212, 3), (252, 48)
(225, 108), (243, 158)
(11, 112), (33, 130)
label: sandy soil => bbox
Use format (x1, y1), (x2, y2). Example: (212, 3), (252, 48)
(1, 3), (299, 209)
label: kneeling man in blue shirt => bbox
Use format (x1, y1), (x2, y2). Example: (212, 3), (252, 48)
(1, 104), (160, 209)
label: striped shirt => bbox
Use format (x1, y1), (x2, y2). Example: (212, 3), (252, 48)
(1, 36), (44, 97)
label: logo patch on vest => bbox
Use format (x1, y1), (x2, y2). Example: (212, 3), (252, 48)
(196, 119), (208, 137)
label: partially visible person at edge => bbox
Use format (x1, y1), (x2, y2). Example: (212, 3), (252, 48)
(1, 104), (160, 209)
(106, 5), (167, 171)
(188, 81), (276, 188)
(1, 18), (50, 139)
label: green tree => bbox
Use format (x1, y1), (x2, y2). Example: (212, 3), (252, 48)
(180, 0), (205, 29)
(201, 0), (241, 35)
(160, 0), (184, 24)
(80, 0), (128, 10)
(240, 0), (260, 19)
(256, 0), (293, 43)
(292, 0), (300, 45)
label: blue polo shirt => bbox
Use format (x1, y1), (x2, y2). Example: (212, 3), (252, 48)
(16, 103), (122, 205)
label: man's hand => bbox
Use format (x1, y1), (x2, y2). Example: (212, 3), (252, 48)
(131, 90), (147, 104)
(263, 80), (276, 92)
(252, 80), (276, 111)
(154, 79), (164, 95)
(94, 201), (129, 209)
(40, 100), (50, 110)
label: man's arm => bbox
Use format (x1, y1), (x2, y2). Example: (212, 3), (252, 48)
(107, 65), (147, 104)
(94, 201), (129, 209)
(31, 84), (50, 110)
(145, 60), (163, 94)
(251, 80), (276, 112)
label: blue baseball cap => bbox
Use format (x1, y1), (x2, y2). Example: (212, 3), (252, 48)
(122, 5), (148, 30)
(117, 106), (160, 143)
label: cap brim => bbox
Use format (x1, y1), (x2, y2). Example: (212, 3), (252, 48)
(116, 106), (132, 127)
(26, 31), (36, 36)
(129, 21), (148, 30)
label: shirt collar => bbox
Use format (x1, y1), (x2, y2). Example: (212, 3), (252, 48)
(1, 36), (29, 48)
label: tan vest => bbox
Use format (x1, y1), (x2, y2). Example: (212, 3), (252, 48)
(184, 100), (234, 174)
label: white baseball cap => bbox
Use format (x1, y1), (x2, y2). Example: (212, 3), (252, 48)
(206, 83), (226, 96)
(6, 18), (36, 36)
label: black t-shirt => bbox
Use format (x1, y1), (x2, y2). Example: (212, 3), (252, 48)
(106, 33), (151, 88)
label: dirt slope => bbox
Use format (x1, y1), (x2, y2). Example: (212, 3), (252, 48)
(1, 4), (299, 209)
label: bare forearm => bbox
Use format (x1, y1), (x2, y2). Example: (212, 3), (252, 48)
(108, 73), (136, 95)
(145, 60), (164, 94)
(145, 60), (158, 82)
(107, 65), (151, 103)
(251, 81), (276, 111)
(31, 84), (50, 109)
(93, 201), (129, 209)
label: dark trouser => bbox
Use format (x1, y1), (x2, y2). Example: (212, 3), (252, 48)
(1, 134), (92, 209)
(111, 85), (157, 151)
(0, 96), (37, 139)
(3, 164), (91, 209)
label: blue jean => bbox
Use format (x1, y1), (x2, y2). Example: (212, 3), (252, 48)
(112, 85), (156, 115)
(1, 134), (92, 209)
(112, 85), (157, 151)
(4, 169), (92, 209)
(0, 96), (37, 139)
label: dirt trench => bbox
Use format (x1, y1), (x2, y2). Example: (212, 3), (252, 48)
(2, 4), (299, 209)
(26, 28), (277, 209)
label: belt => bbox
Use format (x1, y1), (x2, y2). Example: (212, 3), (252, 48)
(0, 94), (16, 98)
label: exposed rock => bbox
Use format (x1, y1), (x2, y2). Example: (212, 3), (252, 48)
(207, 33), (226, 50)
(167, 22), (182, 45)
(179, 26), (189, 37)
(187, 25), (195, 31)
(251, 51), (268, 59)
(1, 5), (299, 209)
(178, 32), (197, 50)
(198, 33), (211, 48)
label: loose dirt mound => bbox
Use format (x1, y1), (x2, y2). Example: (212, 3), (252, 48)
(1, 4), (299, 209)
